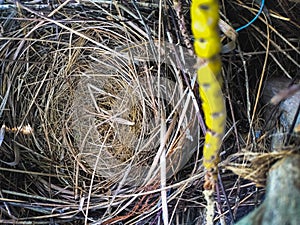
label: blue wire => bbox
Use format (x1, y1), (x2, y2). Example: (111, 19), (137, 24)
(236, 0), (265, 32)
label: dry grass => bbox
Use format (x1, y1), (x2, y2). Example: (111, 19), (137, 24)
(0, 0), (299, 224)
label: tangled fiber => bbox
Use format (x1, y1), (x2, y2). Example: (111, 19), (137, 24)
(0, 0), (299, 224)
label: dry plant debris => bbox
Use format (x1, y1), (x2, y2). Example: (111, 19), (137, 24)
(0, 0), (299, 224)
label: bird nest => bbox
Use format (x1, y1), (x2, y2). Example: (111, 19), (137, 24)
(0, 2), (201, 224)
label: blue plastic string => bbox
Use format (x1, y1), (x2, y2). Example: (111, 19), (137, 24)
(236, 0), (265, 32)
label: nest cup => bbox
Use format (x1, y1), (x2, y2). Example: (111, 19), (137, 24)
(71, 46), (199, 187)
